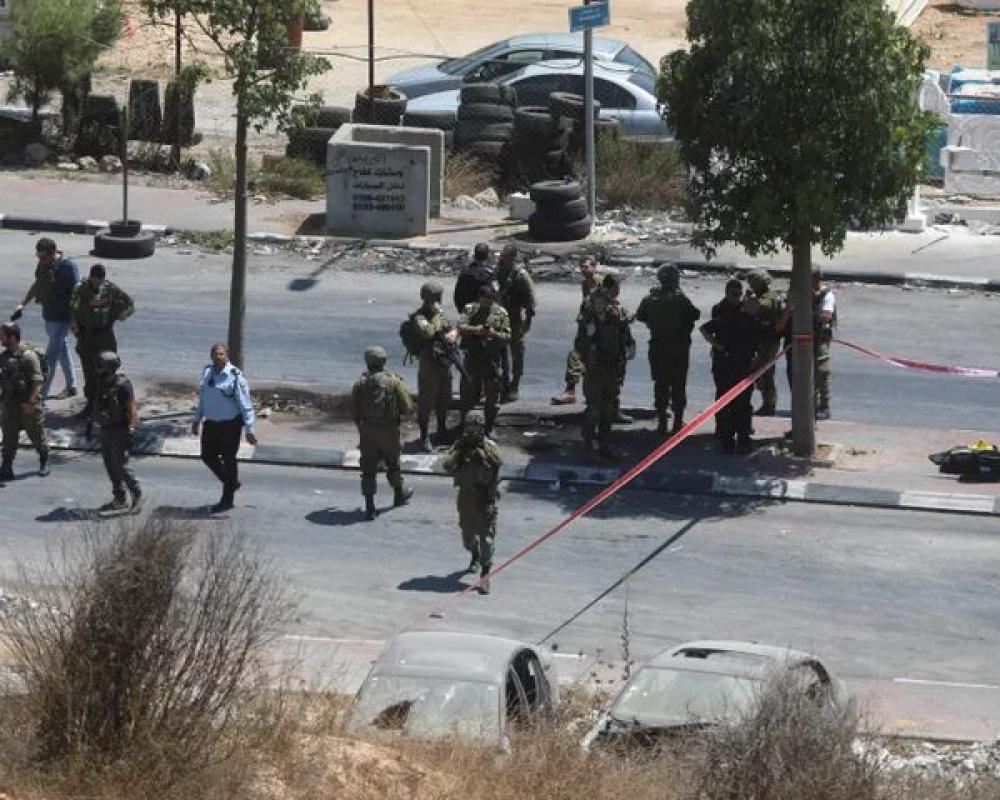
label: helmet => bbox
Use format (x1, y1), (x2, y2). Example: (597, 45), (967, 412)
(364, 346), (388, 368)
(97, 351), (121, 372)
(420, 281), (444, 301)
(463, 410), (486, 437)
(746, 269), (771, 293)
(656, 263), (680, 288)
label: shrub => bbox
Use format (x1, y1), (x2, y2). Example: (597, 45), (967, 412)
(444, 152), (496, 199)
(594, 136), (684, 211)
(256, 156), (326, 200)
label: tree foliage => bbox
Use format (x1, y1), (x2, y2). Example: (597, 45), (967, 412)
(658, 0), (934, 258)
(1, 0), (123, 119)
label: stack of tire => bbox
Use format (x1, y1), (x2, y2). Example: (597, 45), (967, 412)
(286, 105), (352, 166)
(353, 86), (407, 125)
(76, 94), (121, 158)
(162, 78), (197, 146)
(528, 179), (591, 242)
(454, 82), (516, 179)
(128, 79), (162, 142)
(401, 110), (457, 150)
(549, 91), (619, 158)
(510, 105), (571, 187)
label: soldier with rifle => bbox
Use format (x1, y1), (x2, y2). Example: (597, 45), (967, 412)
(457, 284), (511, 436)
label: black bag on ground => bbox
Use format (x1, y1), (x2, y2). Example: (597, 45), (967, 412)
(929, 443), (1000, 480)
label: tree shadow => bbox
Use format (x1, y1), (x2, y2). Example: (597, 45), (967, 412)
(397, 570), (471, 594)
(305, 506), (367, 526)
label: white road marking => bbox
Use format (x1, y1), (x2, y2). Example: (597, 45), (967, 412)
(893, 677), (1000, 691)
(899, 491), (996, 513)
(280, 635), (385, 646)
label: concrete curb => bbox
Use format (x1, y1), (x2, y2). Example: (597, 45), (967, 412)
(0, 214), (169, 237)
(35, 429), (1000, 518)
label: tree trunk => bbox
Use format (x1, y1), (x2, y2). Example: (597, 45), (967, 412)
(228, 102), (248, 369)
(169, 8), (182, 170)
(790, 237), (815, 456)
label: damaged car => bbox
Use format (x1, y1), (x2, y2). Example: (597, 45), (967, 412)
(581, 640), (849, 751)
(346, 631), (558, 749)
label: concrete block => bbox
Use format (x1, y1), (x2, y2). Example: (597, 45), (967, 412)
(326, 126), (431, 238)
(333, 123), (444, 216)
(509, 192), (534, 221)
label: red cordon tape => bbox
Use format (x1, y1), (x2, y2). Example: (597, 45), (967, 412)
(423, 347), (791, 621)
(836, 339), (1000, 378)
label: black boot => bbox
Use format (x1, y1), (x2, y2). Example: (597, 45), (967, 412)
(815, 403), (831, 421)
(656, 412), (669, 435)
(38, 451), (50, 477)
(502, 379), (519, 403)
(736, 434), (755, 455)
(0, 459), (13, 481)
(364, 494), (378, 521)
(477, 563), (491, 595)
(394, 485), (413, 507)
(417, 423), (433, 453)
(671, 417), (685, 436)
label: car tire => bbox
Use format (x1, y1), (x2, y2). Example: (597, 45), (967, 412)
(549, 91), (601, 122)
(402, 110), (457, 130)
(460, 82), (517, 106)
(529, 178), (582, 203)
(286, 126), (337, 165)
(455, 121), (513, 148)
(535, 196), (588, 222)
(528, 213), (592, 242)
(354, 87), (407, 125)
(93, 230), (156, 259)
(457, 103), (515, 124)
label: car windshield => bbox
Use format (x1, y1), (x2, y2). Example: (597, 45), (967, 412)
(611, 667), (760, 725)
(440, 42), (503, 76)
(614, 45), (656, 76)
(348, 674), (501, 741)
(627, 70), (656, 95)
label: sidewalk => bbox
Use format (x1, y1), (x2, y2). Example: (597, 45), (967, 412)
(24, 392), (1000, 519)
(1, 172), (999, 292)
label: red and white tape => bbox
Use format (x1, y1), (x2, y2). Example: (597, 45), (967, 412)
(836, 339), (1000, 378)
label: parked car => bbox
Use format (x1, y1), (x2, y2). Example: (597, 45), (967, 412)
(388, 33), (656, 100)
(581, 640), (850, 751)
(346, 631), (558, 750)
(406, 59), (671, 140)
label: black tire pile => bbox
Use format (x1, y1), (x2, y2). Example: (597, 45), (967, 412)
(551, 91), (621, 158)
(528, 178), (592, 242)
(286, 105), (352, 166)
(402, 110), (458, 150)
(454, 83), (516, 177)
(76, 94), (121, 157)
(353, 86), (407, 125)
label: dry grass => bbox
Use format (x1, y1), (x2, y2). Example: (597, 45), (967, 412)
(444, 152), (496, 199)
(594, 136), (685, 211)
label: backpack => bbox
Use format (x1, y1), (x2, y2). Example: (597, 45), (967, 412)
(18, 345), (49, 382)
(360, 372), (399, 424)
(399, 313), (426, 361)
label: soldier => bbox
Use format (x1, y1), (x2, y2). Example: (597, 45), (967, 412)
(0, 323), (49, 480)
(442, 410), (503, 595)
(700, 279), (760, 454)
(635, 264), (701, 435)
(551, 256), (600, 405)
(576, 287), (633, 458)
(453, 242), (495, 314)
(350, 346), (415, 521)
(71, 264), (134, 422)
(600, 273), (636, 425)
(812, 271), (837, 420)
(458, 284), (511, 436)
(496, 244), (536, 402)
(412, 281), (459, 452)
(92, 351), (141, 512)
(744, 269), (784, 416)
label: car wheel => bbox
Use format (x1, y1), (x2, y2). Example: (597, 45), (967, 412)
(514, 106), (556, 136)
(457, 103), (515, 124)
(529, 178), (582, 203)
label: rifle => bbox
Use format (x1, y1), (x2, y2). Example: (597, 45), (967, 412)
(432, 329), (470, 383)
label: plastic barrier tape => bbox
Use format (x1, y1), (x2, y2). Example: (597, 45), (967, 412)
(836, 339), (1000, 378)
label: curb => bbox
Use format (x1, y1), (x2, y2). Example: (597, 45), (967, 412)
(35, 430), (1000, 518)
(0, 214), (169, 237)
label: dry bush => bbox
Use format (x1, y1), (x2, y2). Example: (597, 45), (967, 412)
(594, 136), (684, 211)
(0, 516), (294, 793)
(444, 152), (496, 199)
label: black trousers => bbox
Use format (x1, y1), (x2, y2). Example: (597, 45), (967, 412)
(201, 416), (242, 495)
(713, 365), (754, 440)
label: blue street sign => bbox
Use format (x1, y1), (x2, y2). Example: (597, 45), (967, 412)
(569, 2), (610, 33)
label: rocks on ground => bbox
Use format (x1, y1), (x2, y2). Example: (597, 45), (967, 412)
(854, 738), (1000, 784)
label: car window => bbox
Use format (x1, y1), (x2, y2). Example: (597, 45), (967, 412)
(506, 49), (546, 65)
(440, 42), (505, 76)
(511, 74), (566, 106)
(614, 45), (656, 75)
(595, 78), (637, 110)
(546, 49), (582, 63)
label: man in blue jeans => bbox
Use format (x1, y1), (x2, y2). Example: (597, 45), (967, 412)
(12, 238), (79, 400)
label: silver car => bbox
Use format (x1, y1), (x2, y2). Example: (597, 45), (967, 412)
(581, 640), (850, 750)
(388, 33), (656, 101)
(406, 59), (671, 140)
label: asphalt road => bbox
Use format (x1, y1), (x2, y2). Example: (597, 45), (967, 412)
(0, 231), (997, 430)
(1, 454), (996, 690)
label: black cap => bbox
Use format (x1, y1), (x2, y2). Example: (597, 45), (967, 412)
(90, 263), (106, 278)
(1, 322), (21, 339)
(35, 237), (57, 253)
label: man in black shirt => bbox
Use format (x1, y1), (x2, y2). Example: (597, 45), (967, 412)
(700, 279), (761, 454)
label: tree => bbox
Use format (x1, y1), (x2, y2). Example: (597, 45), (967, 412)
(161, 0), (325, 368)
(659, 0), (933, 455)
(1, 0), (122, 122)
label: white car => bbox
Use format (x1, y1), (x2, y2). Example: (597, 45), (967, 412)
(346, 631), (558, 750)
(406, 59), (672, 140)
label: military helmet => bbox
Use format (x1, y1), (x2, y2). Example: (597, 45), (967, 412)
(364, 346), (388, 368)
(420, 281), (444, 301)
(746, 268), (771, 292)
(656, 263), (680, 288)
(96, 351), (121, 372)
(463, 410), (486, 436)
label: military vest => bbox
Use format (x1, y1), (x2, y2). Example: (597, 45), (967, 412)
(358, 371), (399, 425)
(0, 346), (42, 404)
(93, 376), (130, 427)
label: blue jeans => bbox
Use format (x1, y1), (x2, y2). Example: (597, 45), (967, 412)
(43, 319), (78, 397)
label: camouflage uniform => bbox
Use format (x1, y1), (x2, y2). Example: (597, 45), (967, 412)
(563, 275), (599, 391)
(442, 411), (503, 593)
(93, 357), (141, 509)
(746, 270), (784, 415)
(635, 266), (701, 434)
(813, 285), (836, 415)
(458, 299), (511, 434)
(413, 290), (455, 441)
(497, 261), (536, 399)
(350, 347), (415, 519)
(0, 344), (48, 476)
(71, 278), (134, 414)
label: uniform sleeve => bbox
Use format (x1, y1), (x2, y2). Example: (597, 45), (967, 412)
(635, 295), (650, 324)
(415, 311), (437, 340)
(457, 304), (478, 335)
(685, 296), (702, 326)
(70, 282), (85, 325)
(395, 377), (415, 417)
(485, 441), (504, 468)
(350, 381), (363, 427)
(21, 351), (43, 384)
(520, 271), (537, 315)
(233, 373), (255, 435)
(494, 309), (511, 343)
(113, 285), (135, 322)
(442, 446), (458, 473)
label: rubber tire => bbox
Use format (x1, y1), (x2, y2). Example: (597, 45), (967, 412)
(529, 178), (582, 203)
(549, 92), (601, 122)
(460, 82), (516, 106)
(457, 103), (515, 124)
(354, 87), (407, 125)
(286, 126), (337, 165)
(94, 231), (156, 259)
(535, 196), (588, 222)
(455, 121), (513, 148)
(402, 110), (457, 130)
(316, 106), (352, 128)
(514, 106), (555, 135)
(528, 213), (592, 242)
(128, 79), (161, 141)
(109, 219), (142, 237)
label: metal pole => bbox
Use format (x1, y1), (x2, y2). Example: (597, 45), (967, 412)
(583, 1), (596, 218)
(368, 0), (375, 91)
(122, 104), (129, 225)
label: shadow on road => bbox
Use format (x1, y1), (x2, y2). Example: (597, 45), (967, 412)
(397, 570), (470, 594)
(152, 505), (221, 520)
(36, 506), (93, 523)
(305, 506), (366, 526)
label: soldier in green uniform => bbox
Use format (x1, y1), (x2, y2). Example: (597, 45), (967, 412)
(635, 264), (701, 435)
(496, 244), (536, 403)
(442, 410), (503, 595)
(92, 351), (142, 511)
(812, 271), (837, 420)
(552, 256), (599, 405)
(744, 269), (784, 416)
(71, 264), (134, 421)
(458, 285), (511, 435)
(576, 287), (633, 458)
(350, 346), (415, 521)
(413, 282), (459, 452)
(0, 323), (49, 480)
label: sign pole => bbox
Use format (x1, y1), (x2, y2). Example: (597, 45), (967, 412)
(368, 0), (375, 92)
(583, 0), (596, 218)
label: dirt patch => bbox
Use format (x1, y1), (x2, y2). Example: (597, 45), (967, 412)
(912, 1), (1000, 70)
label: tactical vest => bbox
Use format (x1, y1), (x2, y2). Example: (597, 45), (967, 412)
(0, 346), (42, 403)
(359, 372), (399, 425)
(813, 288), (837, 340)
(93, 376), (130, 427)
